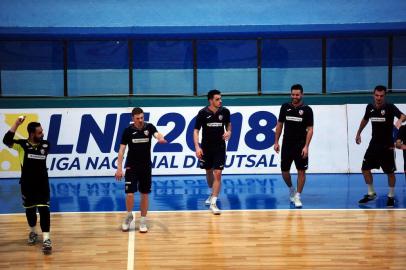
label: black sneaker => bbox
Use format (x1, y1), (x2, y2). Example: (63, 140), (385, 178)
(27, 232), (38, 245)
(358, 193), (377, 204)
(386, 196), (395, 208)
(42, 239), (52, 255)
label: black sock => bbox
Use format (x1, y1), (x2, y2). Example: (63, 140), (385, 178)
(25, 207), (37, 228)
(38, 206), (50, 232)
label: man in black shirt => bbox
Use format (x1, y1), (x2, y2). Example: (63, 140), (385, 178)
(115, 107), (167, 232)
(194, 89), (231, 215)
(395, 124), (406, 178)
(356, 85), (405, 207)
(274, 84), (314, 208)
(3, 117), (52, 254)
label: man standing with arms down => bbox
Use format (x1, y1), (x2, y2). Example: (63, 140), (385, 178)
(356, 85), (405, 207)
(194, 89), (232, 215)
(3, 116), (52, 254)
(115, 107), (167, 232)
(274, 84), (314, 208)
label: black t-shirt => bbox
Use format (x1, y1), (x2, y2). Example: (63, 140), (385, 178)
(194, 106), (231, 149)
(120, 123), (157, 167)
(363, 103), (402, 148)
(397, 125), (406, 145)
(3, 131), (50, 180)
(278, 102), (314, 143)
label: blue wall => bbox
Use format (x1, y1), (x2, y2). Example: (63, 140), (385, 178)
(0, 0), (406, 38)
(1, 0), (406, 27)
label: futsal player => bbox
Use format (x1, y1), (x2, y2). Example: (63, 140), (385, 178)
(356, 85), (405, 207)
(2, 117), (52, 255)
(193, 89), (231, 215)
(274, 84), (314, 208)
(115, 107), (167, 233)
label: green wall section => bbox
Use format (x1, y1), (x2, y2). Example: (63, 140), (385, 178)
(0, 93), (405, 108)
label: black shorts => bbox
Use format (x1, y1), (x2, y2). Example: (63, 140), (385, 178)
(362, 146), (396, 173)
(20, 177), (50, 208)
(199, 146), (226, 170)
(124, 166), (152, 194)
(280, 141), (308, 171)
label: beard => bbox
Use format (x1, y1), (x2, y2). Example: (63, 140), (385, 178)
(33, 136), (44, 143)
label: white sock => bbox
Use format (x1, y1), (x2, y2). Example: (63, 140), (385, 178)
(367, 184), (375, 195)
(30, 226), (36, 233)
(127, 211), (133, 218)
(211, 196), (218, 205)
(295, 192), (301, 198)
(388, 187), (395, 198)
(43, 232), (50, 241)
(140, 216), (147, 223)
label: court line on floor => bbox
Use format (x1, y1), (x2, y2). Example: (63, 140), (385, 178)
(127, 211), (136, 270)
(1, 208), (406, 216)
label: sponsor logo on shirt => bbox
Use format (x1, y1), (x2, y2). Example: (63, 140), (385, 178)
(207, 122), (223, 127)
(286, 116), (303, 122)
(27, 154), (46, 160)
(132, 138), (150, 143)
(370, 117), (386, 122)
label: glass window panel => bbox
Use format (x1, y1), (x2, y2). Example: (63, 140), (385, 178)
(0, 41), (63, 96)
(197, 40), (257, 95)
(133, 41), (193, 95)
(393, 36), (406, 91)
(68, 41), (128, 96)
(262, 39), (322, 94)
(326, 37), (388, 93)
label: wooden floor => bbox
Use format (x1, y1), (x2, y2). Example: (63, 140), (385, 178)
(0, 210), (405, 269)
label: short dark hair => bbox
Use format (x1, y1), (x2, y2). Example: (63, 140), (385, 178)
(207, 89), (221, 100)
(291, 84), (303, 93)
(374, 85), (387, 94)
(27, 122), (41, 135)
(131, 107), (144, 116)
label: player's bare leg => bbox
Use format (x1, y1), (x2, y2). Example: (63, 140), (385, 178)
(122, 193), (134, 231)
(139, 193), (149, 232)
(359, 170), (377, 204)
(209, 169), (222, 215)
(205, 169), (214, 205)
(282, 171), (296, 204)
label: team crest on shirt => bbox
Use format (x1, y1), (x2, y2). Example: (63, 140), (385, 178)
(299, 110), (304, 115)
(144, 130), (149, 136)
(218, 115), (223, 121)
(381, 110), (385, 115)
(40, 149), (45, 155)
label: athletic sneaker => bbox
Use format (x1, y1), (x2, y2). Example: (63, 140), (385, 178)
(121, 215), (134, 232)
(139, 221), (148, 233)
(205, 195), (212, 206)
(42, 239), (52, 255)
(358, 193), (377, 204)
(386, 196), (395, 208)
(27, 232), (38, 245)
(293, 194), (302, 208)
(289, 189), (296, 203)
(210, 203), (221, 215)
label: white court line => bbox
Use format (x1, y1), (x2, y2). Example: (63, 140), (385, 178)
(1, 208), (406, 216)
(127, 211), (136, 270)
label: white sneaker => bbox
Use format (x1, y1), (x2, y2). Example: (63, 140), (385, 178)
(121, 215), (134, 232)
(205, 195), (212, 206)
(210, 203), (221, 215)
(139, 221), (148, 233)
(289, 189), (296, 203)
(293, 194), (302, 208)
